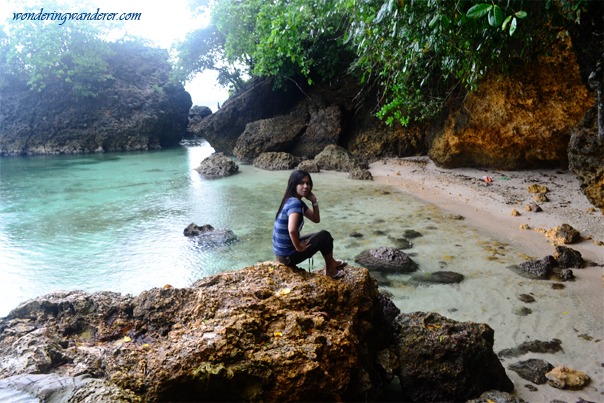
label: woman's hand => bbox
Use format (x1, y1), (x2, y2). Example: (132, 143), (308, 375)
(297, 238), (311, 252)
(306, 191), (317, 204)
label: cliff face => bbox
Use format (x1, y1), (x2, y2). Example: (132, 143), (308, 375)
(188, 39), (598, 206)
(429, 42), (594, 170)
(0, 42), (192, 156)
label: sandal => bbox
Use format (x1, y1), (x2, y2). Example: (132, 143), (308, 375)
(335, 260), (348, 269)
(330, 270), (346, 280)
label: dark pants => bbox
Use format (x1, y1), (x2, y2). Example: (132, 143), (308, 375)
(276, 230), (334, 267)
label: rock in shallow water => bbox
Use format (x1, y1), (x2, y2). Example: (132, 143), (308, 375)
(411, 271), (464, 284)
(354, 246), (419, 273)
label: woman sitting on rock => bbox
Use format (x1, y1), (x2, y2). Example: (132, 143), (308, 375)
(273, 169), (347, 279)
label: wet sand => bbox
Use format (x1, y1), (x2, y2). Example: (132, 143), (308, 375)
(369, 157), (603, 402)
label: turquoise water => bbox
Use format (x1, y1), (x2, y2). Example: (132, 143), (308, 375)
(1, 142), (511, 317)
(0, 141), (530, 317)
(2, 144), (603, 403)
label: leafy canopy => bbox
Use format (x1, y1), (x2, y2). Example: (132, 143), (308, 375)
(1, 21), (114, 96)
(178, 0), (587, 126)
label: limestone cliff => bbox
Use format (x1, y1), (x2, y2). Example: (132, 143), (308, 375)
(0, 42), (192, 156)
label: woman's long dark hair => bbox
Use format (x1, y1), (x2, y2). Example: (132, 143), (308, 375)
(275, 170), (313, 219)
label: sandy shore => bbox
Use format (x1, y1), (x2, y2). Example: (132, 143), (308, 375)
(369, 157), (603, 402)
(369, 157), (604, 262)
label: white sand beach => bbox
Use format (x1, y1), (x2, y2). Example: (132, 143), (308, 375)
(369, 157), (603, 402)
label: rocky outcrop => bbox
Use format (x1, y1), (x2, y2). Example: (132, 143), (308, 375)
(0, 264), (395, 402)
(568, 105), (604, 210)
(233, 106), (309, 162)
(187, 105), (213, 134)
(189, 78), (304, 155)
(314, 144), (367, 172)
(193, 152), (239, 178)
(253, 152), (301, 170)
(290, 105), (343, 157)
(393, 312), (514, 402)
(0, 42), (191, 156)
(0, 263), (513, 402)
(429, 44), (594, 169)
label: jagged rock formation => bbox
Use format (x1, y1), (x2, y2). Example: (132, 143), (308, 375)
(0, 263), (513, 402)
(0, 42), (191, 156)
(568, 105), (604, 210)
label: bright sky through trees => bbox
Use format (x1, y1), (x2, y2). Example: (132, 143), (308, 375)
(0, 0), (228, 109)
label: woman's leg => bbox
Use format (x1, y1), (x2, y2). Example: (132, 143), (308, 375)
(297, 230), (345, 276)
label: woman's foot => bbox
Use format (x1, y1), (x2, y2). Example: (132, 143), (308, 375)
(325, 260), (347, 279)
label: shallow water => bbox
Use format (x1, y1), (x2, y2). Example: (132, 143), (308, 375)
(0, 143), (601, 402)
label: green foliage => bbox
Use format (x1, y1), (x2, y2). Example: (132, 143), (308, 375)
(178, 0), (586, 126)
(176, 0), (350, 91)
(466, 2), (528, 36)
(1, 10), (113, 96)
(173, 24), (246, 93)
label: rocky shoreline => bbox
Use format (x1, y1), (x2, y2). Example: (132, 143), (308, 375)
(1, 263), (517, 402)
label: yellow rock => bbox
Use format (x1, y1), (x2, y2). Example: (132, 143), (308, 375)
(511, 209), (521, 216)
(528, 184), (549, 194)
(546, 365), (591, 390)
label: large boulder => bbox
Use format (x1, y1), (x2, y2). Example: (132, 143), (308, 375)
(233, 106), (308, 163)
(194, 152), (239, 178)
(253, 152), (301, 171)
(428, 43), (593, 169)
(290, 105), (343, 158)
(189, 78), (304, 155)
(314, 144), (366, 172)
(354, 246), (418, 274)
(568, 105), (604, 211)
(0, 264), (395, 402)
(0, 42), (191, 156)
(393, 312), (514, 402)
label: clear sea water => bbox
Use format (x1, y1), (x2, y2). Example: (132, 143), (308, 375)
(0, 141), (525, 317)
(1, 142), (602, 402)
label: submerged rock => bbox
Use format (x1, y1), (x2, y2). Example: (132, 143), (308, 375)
(411, 271), (465, 284)
(183, 223), (237, 246)
(498, 339), (563, 358)
(514, 255), (555, 279)
(354, 247), (418, 274)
